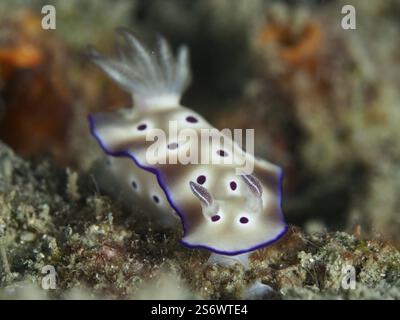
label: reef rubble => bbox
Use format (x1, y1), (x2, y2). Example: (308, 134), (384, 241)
(0, 141), (399, 300)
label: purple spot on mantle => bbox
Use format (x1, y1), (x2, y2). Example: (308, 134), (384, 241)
(153, 195), (160, 203)
(186, 116), (198, 123)
(240, 217), (249, 224)
(137, 123), (147, 131)
(196, 175), (206, 185)
(211, 215), (220, 222)
(230, 181), (237, 190)
(217, 149), (228, 157)
(168, 142), (179, 150)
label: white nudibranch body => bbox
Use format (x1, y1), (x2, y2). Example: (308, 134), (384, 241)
(88, 30), (287, 256)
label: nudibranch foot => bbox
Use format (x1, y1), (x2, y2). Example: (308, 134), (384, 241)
(208, 252), (251, 270)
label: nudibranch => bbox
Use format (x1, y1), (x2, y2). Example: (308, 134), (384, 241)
(88, 30), (287, 258)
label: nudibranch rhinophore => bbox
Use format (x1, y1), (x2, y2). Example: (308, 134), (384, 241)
(88, 30), (287, 256)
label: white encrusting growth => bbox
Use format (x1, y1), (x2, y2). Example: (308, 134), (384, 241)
(89, 29), (191, 110)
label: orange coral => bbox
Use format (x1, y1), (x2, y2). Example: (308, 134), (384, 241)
(0, 44), (42, 68)
(258, 20), (323, 73)
(0, 11), (72, 165)
(0, 12), (43, 76)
